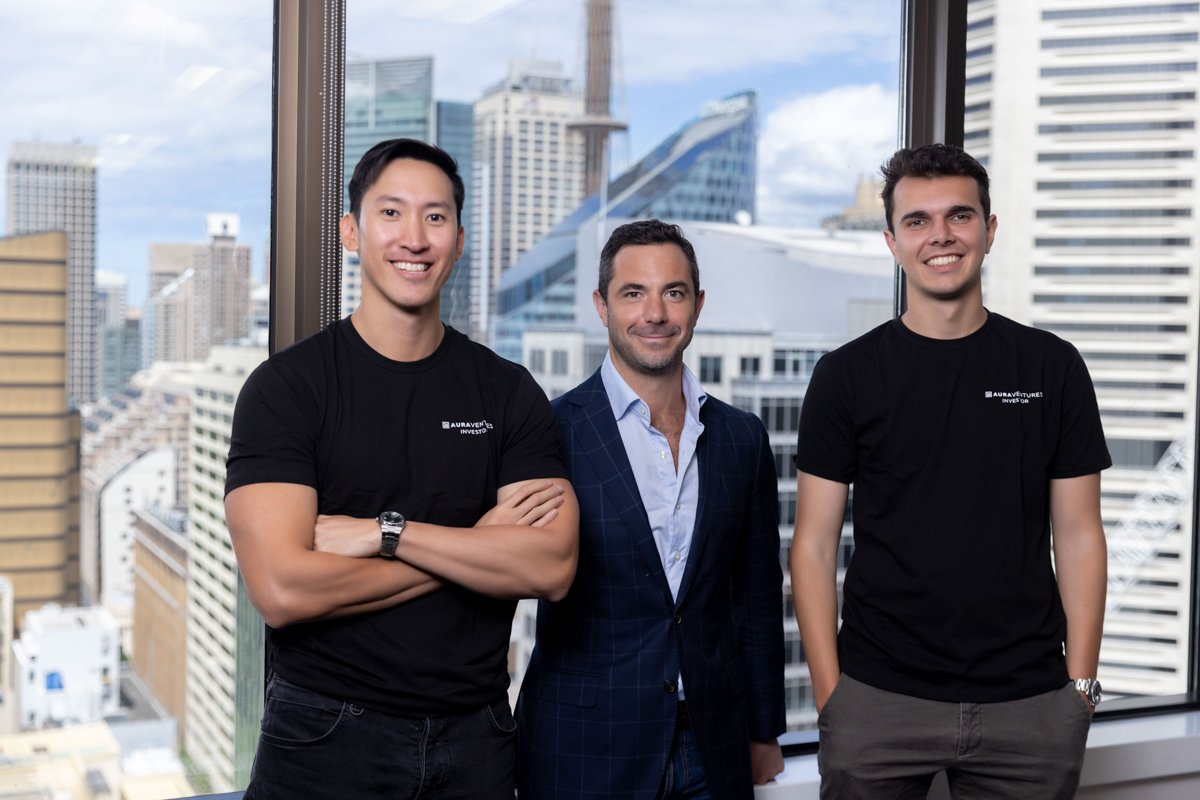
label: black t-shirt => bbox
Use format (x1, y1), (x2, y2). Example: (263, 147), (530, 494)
(226, 319), (567, 716)
(795, 312), (1111, 703)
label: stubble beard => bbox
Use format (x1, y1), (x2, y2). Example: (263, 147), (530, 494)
(609, 325), (692, 377)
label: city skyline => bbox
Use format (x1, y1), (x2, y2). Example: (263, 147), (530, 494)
(0, 0), (899, 309)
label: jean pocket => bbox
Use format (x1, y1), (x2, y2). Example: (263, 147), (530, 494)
(484, 699), (518, 735)
(259, 678), (349, 747)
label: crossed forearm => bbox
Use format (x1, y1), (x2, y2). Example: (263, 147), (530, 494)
(396, 520), (576, 601)
(247, 548), (441, 628)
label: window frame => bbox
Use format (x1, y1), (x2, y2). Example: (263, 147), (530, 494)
(262, 0), (1200, 769)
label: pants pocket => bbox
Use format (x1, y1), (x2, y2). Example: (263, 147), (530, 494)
(485, 698), (518, 735)
(259, 677), (350, 747)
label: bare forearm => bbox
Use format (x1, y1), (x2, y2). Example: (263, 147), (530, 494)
(397, 520), (577, 601)
(792, 547), (840, 707)
(1057, 534), (1107, 679)
(306, 570), (443, 622)
(251, 552), (440, 628)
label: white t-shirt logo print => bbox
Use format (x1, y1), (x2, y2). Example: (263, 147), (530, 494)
(985, 390), (1044, 404)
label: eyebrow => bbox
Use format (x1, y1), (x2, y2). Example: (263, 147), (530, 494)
(899, 204), (979, 223)
(374, 195), (453, 211)
(615, 280), (692, 294)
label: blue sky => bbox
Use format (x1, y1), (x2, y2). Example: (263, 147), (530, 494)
(0, 0), (899, 307)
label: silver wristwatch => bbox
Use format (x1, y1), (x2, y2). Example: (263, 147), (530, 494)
(1074, 678), (1101, 708)
(377, 511), (406, 559)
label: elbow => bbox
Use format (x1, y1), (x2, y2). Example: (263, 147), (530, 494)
(540, 535), (578, 602)
(255, 584), (308, 629)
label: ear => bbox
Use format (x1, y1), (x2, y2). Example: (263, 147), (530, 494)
(456, 224), (465, 262)
(693, 288), (705, 323)
(882, 227), (900, 263)
(984, 214), (998, 255)
(592, 289), (610, 328)
(340, 213), (360, 253)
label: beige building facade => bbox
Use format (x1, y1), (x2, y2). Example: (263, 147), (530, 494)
(0, 231), (81, 626)
(132, 505), (189, 743)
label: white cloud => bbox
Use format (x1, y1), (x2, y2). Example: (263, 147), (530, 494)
(757, 83), (898, 227)
(620, 0), (898, 86)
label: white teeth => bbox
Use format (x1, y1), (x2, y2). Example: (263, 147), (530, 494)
(926, 255), (960, 267)
(391, 261), (429, 273)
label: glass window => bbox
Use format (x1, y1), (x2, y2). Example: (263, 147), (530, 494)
(2, 0), (272, 793)
(964, 0), (1199, 709)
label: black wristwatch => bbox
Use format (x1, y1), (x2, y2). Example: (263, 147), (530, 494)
(377, 511), (406, 559)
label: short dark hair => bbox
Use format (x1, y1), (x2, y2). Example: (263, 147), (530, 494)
(348, 138), (464, 224)
(597, 219), (700, 301)
(880, 144), (990, 232)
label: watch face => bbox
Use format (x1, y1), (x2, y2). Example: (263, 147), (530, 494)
(380, 511), (404, 526)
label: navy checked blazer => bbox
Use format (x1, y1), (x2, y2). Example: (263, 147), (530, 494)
(517, 369), (785, 800)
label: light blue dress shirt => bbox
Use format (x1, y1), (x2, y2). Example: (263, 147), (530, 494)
(600, 352), (706, 699)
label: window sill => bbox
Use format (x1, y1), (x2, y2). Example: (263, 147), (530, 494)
(756, 709), (1200, 798)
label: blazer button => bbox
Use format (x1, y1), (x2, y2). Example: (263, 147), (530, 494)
(664, 680), (678, 694)
(674, 614), (682, 625)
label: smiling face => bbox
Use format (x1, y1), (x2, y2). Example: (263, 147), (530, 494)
(884, 174), (997, 303)
(339, 157), (464, 315)
(593, 243), (705, 376)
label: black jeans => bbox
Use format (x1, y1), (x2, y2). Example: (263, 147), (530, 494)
(244, 675), (517, 799)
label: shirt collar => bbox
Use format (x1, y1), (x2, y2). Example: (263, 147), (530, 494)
(600, 350), (708, 425)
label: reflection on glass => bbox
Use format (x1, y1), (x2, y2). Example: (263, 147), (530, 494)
(1, 1), (271, 796)
(964, 0), (1196, 701)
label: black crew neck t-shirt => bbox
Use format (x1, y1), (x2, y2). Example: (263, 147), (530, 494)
(226, 319), (568, 716)
(795, 312), (1111, 703)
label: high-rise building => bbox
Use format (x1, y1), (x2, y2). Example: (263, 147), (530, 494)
(965, 0), (1199, 696)
(142, 215), (251, 367)
(6, 143), (98, 405)
(437, 100), (475, 332)
(131, 504), (189, 741)
(492, 91), (758, 362)
(185, 345), (266, 793)
(95, 271), (140, 396)
(341, 56), (435, 317)
(0, 232), (82, 625)
(80, 364), (197, 607)
(87, 447), (177, 654)
(471, 59), (588, 341)
(93, 270), (126, 329)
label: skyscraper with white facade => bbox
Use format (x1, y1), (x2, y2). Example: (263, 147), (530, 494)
(471, 59), (588, 341)
(185, 345), (266, 792)
(965, 0), (1199, 696)
(6, 142), (98, 405)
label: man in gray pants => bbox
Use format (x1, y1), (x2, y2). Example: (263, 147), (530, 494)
(790, 144), (1109, 799)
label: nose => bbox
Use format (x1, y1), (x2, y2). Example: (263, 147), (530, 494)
(397, 212), (429, 253)
(928, 215), (956, 245)
(644, 293), (667, 323)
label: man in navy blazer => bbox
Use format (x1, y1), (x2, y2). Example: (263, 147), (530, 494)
(517, 220), (786, 800)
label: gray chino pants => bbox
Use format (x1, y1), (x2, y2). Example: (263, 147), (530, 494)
(818, 674), (1092, 800)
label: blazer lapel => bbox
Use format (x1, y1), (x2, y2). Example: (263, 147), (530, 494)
(569, 374), (674, 606)
(673, 401), (723, 610)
